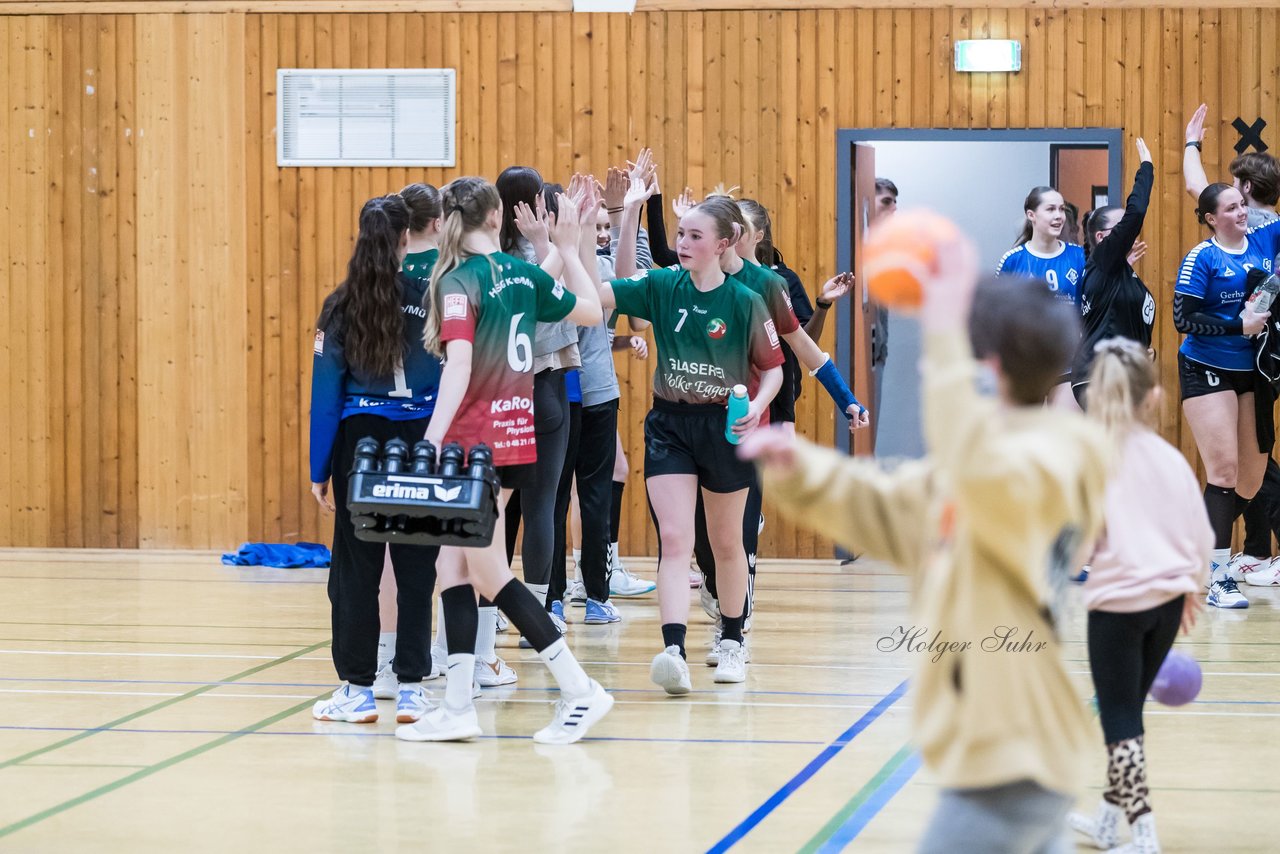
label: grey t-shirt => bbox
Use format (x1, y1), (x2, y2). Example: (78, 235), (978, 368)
(1248, 206), (1279, 229)
(574, 255), (621, 406)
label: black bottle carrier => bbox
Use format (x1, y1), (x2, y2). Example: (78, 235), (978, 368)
(346, 437), (500, 547)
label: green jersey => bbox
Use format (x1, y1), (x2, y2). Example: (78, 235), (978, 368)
(438, 252), (577, 465)
(402, 248), (439, 282)
(727, 260), (801, 335)
(610, 267), (783, 406)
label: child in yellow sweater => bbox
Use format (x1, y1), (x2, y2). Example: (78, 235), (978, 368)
(740, 230), (1109, 853)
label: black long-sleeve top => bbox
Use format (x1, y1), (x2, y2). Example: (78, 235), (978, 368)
(1071, 162), (1156, 385)
(646, 193), (680, 268)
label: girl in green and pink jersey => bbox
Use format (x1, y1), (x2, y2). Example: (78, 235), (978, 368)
(394, 176), (613, 746)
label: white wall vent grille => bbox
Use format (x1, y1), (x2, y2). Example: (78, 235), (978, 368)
(277, 69), (456, 167)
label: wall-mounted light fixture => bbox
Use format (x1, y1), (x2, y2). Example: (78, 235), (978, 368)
(954, 40), (1022, 73)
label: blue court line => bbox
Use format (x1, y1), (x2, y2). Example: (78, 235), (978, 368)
(815, 752), (922, 852)
(704, 679), (910, 854)
(0, 724), (823, 747)
(0, 575), (327, 585)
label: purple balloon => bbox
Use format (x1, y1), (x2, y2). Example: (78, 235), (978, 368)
(1149, 649), (1202, 707)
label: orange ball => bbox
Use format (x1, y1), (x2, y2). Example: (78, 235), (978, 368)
(863, 210), (959, 308)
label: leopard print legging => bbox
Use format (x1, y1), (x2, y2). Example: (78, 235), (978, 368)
(1104, 735), (1151, 822)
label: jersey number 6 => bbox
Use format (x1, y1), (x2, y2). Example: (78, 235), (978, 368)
(508, 312), (533, 372)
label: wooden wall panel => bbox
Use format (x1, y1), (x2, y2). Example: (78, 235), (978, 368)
(3, 8), (1279, 556)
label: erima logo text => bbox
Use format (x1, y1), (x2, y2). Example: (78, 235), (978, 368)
(372, 483), (432, 500)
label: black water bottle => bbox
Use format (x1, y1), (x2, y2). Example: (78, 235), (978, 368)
(439, 442), (465, 477)
(382, 438), (409, 473)
(411, 440), (437, 475)
(354, 437), (380, 472)
(467, 443), (493, 480)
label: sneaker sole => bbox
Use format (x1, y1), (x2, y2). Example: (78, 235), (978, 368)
(650, 657), (691, 695)
(713, 667), (746, 684)
(476, 670), (518, 687)
(394, 723), (482, 742)
(583, 613), (622, 624)
(1245, 575), (1280, 586)
(313, 712), (378, 723)
(532, 690), (616, 745)
(610, 586), (656, 597)
(1208, 597), (1250, 609)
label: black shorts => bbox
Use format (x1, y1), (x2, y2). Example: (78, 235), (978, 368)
(1178, 353), (1255, 400)
(495, 464), (536, 491)
(644, 398), (756, 494)
(770, 347), (800, 425)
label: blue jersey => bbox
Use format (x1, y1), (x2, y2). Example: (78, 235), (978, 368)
(1176, 219), (1280, 371)
(309, 273), (442, 482)
(995, 242), (1086, 306)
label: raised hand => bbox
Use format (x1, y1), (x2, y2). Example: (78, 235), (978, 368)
(604, 167), (627, 211)
(1127, 240), (1148, 268)
(514, 200), (549, 247)
(627, 148), (655, 185)
(624, 168), (654, 209)
(1136, 136), (1152, 164)
(672, 187), (697, 219)
(549, 192), (582, 248)
(819, 272), (854, 303)
(1186, 103), (1208, 144)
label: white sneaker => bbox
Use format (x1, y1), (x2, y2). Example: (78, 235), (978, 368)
(1245, 558), (1280, 586)
(1226, 553), (1267, 581)
(395, 682), (433, 723)
(1207, 576), (1249, 609)
(373, 661), (398, 700)
(650, 646), (692, 695)
(312, 683), (378, 723)
(610, 565), (656, 597)
(475, 655), (518, 687)
(1068, 799), (1124, 849)
(688, 567), (703, 589)
(706, 631), (752, 667)
(532, 680), (615, 745)
(700, 583), (720, 621)
(395, 702), (482, 742)
(1110, 813), (1160, 854)
(713, 639), (747, 683)
(566, 579), (588, 607)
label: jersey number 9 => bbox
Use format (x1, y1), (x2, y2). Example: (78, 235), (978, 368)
(1045, 269), (1059, 292)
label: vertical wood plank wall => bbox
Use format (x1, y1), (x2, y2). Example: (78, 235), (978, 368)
(0, 8), (1271, 552)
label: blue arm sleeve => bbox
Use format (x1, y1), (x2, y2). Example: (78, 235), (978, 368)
(812, 357), (863, 418)
(309, 327), (347, 483)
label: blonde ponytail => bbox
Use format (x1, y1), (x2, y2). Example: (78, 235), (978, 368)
(422, 177), (501, 357)
(1085, 338), (1158, 442)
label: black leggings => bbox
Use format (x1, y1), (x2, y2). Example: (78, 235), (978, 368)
(505, 369), (571, 585)
(329, 414), (438, 686)
(1086, 596), (1183, 744)
(692, 476), (762, 617)
(1243, 456), (1280, 557)
(551, 400), (619, 604)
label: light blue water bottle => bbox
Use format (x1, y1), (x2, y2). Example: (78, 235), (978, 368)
(725, 384), (750, 445)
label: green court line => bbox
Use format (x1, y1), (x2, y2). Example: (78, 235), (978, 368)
(20, 763), (149, 769)
(0, 637), (316, 648)
(796, 744), (915, 854)
(0, 694), (322, 839)
(0, 639), (329, 770)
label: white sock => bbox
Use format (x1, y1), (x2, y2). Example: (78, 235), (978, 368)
(609, 542), (622, 570)
(525, 582), (550, 608)
(572, 549), (582, 581)
(377, 632), (396, 667)
(538, 637), (592, 698)
(433, 598), (447, 649)
(445, 653), (475, 709)
(1211, 547), (1232, 579)
(476, 606), (498, 663)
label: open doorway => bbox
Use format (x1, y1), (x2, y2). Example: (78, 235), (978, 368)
(834, 129), (1123, 459)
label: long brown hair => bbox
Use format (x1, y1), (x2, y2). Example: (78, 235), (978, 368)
(319, 195), (410, 379)
(1014, 186), (1057, 247)
(423, 177), (502, 356)
(400, 182), (442, 232)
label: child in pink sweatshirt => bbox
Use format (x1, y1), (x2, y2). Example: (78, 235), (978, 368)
(1070, 337), (1211, 854)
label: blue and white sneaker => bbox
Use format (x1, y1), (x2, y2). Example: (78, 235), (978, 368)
(584, 598), (621, 624)
(312, 683), (378, 723)
(395, 683), (433, 724)
(551, 600), (566, 623)
(1208, 575), (1249, 609)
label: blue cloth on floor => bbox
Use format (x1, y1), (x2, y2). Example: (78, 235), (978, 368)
(221, 542), (331, 568)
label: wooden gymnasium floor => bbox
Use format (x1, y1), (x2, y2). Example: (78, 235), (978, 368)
(0, 549), (1277, 852)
